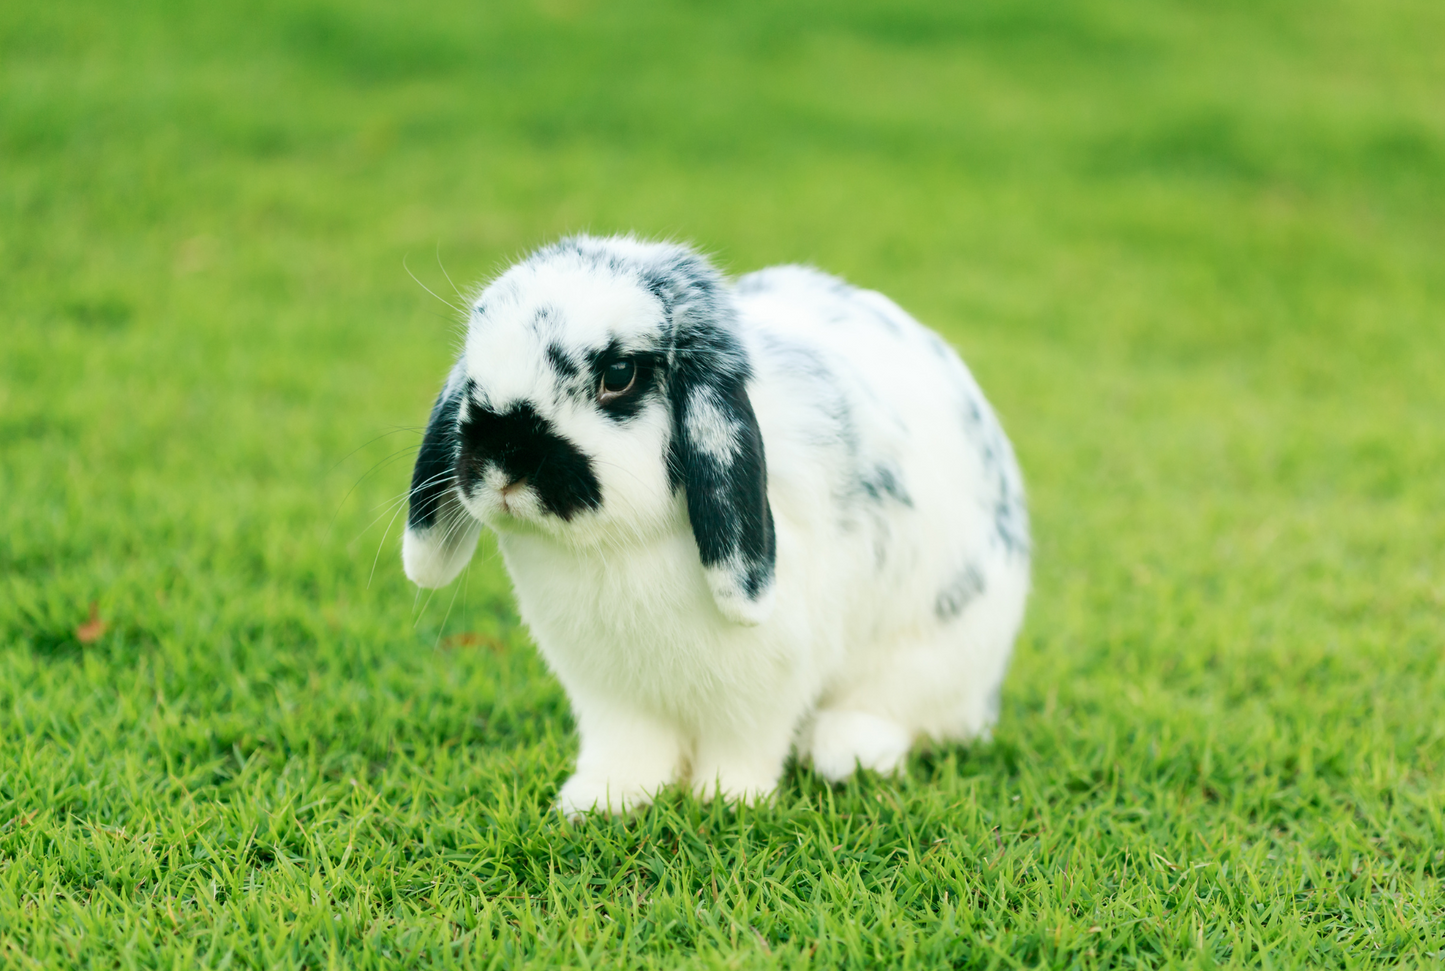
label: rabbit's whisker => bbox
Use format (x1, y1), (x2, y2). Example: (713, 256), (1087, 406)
(404, 255), (467, 316)
(330, 443), (425, 537)
(348, 473), (456, 549)
(436, 242), (467, 305)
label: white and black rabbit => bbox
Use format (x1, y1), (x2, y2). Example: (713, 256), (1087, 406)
(403, 235), (1029, 816)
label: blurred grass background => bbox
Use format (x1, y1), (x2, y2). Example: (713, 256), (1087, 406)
(2, 0), (1443, 967)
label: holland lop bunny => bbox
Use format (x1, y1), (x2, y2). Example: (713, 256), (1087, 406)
(403, 235), (1029, 816)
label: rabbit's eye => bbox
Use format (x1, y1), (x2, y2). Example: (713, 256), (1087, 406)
(598, 358), (636, 401)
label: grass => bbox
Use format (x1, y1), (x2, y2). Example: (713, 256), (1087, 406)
(3, 0), (1444, 966)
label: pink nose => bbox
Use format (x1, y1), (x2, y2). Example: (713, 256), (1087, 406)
(499, 477), (526, 512)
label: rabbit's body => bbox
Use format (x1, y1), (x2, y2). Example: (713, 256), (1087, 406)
(403, 237), (1028, 815)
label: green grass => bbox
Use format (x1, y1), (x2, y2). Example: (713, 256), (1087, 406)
(3, 0), (1444, 966)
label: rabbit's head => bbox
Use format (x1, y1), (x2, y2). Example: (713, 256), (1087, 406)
(402, 236), (775, 625)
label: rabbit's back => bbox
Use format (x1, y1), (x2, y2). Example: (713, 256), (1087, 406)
(737, 266), (1029, 737)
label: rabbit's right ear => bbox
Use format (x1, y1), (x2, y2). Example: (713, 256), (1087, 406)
(402, 368), (481, 588)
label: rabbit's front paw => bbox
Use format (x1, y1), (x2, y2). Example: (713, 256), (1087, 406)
(809, 709), (911, 782)
(555, 773), (660, 819)
(690, 749), (785, 807)
(690, 773), (778, 807)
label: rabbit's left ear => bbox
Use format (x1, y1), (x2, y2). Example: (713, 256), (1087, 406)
(656, 301), (774, 630)
(645, 248), (775, 625)
(671, 372), (776, 625)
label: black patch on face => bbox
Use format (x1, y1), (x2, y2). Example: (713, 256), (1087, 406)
(407, 384), (464, 530)
(457, 394), (601, 520)
(586, 339), (663, 422)
(858, 463), (912, 507)
(935, 563), (986, 620)
(546, 342), (579, 379)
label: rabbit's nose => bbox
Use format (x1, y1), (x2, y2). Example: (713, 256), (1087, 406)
(499, 476), (528, 514)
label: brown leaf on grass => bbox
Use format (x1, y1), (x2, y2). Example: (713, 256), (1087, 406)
(441, 631), (506, 652)
(76, 602), (108, 644)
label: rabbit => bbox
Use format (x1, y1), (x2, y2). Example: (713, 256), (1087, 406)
(402, 235), (1030, 816)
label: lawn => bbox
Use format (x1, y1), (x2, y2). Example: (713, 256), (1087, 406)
(2, 0), (1444, 966)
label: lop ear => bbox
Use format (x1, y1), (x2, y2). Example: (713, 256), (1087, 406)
(402, 369), (481, 588)
(641, 246), (776, 625)
(670, 369), (776, 626)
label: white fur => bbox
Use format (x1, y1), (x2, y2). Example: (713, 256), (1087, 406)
(684, 388), (742, 463)
(403, 240), (1030, 816)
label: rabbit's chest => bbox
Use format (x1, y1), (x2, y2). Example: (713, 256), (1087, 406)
(497, 531), (779, 711)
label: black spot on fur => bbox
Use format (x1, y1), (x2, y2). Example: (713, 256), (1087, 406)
(962, 392), (1030, 559)
(858, 463), (912, 507)
(407, 384), (464, 530)
(994, 496), (1030, 557)
(546, 342), (579, 378)
(457, 397), (601, 520)
(964, 397), (984, 427)
(935, 563), (986, 620)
